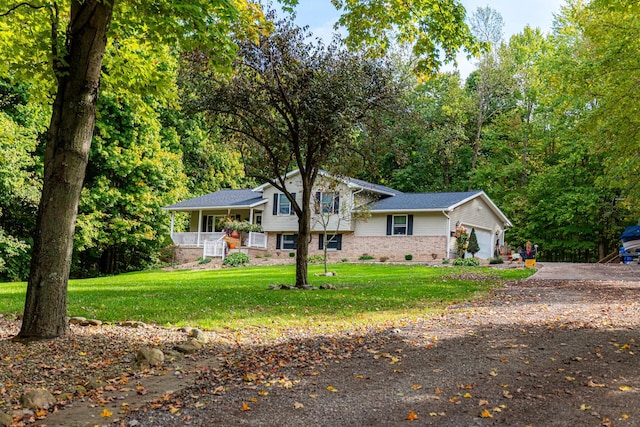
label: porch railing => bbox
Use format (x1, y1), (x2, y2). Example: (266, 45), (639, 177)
(171, 231), (266, 249)
(171, 232), (224, 247)
(247, 231), (267, 248)
(203, 235), (227, 260)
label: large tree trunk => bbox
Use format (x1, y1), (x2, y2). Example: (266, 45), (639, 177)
(16, 1), (114, 341)
(295, 186), (311, 288)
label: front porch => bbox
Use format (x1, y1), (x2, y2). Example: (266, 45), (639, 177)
(170, 231), (268, 262)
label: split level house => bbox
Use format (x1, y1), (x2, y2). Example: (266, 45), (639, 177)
(163, 170), (512, 263)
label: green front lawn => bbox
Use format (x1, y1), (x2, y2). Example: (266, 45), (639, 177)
(0, 264), (533, 334)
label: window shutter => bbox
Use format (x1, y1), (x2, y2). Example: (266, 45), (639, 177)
(318, 233), (324, 250)
(276, 234), (282, 249)
(386, 215), (392, 235)
(408, 215), (414, 235)
(290, 193), (296, 215)
(334, 194), (340, 214)
(273, 194), (278, 215)
(336, 234), (342, 250)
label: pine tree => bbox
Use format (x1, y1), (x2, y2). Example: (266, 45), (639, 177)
(468, 228), (480, 257)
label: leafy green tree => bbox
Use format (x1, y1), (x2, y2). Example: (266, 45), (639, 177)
(562, 0), (640, 206)
(0, 76), (43, 280)
(160, 111), (250, 196)
(333, 0), (480, 74)
(0, 0), (265, 340)
(382, 72), (473, 192)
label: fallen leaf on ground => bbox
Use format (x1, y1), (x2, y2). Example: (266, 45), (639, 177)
(480, 409), (493, 418)
(587, 380), (605, 388)
(405, 410), (419, 421)
(619, 385), (633, 391)
(579, 404), (592, 411)
(294, 402), (304, 409)
(326, 385), (338, 392)
(100, 408), (112, 418)
(241, 402), (251, 411)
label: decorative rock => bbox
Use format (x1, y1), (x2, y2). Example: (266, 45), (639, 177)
(20, 389), (56, 410)
(0, 411), (12, 427)
(174, 343), (199, 354)
(320, 284), (337, 290)
(86, 319), (102, 326)
(136, 348), (165, 368)
(186, 338), (203, 349)
(69, 317), (87, 325)
(163, 350), (183, 360)
(188, 328), (208, 343)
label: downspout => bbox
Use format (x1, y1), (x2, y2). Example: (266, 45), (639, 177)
(442, 211), (451, 259)
(197, 210), (203, 246)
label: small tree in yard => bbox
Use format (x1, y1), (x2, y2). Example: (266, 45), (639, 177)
(468, 228), (480, 258)
(312, 176), (371, 275)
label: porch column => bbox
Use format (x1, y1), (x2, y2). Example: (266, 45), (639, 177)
(197, 210), (203, 246)
(249, 208), (254, 224)
(170, 212), (175, 237)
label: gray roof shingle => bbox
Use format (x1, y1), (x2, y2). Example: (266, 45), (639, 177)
(164, 189), (266, 210)
(369, 191), (483, 211)
(345, 177), (402, 196)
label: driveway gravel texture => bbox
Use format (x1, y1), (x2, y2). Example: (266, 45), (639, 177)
(2, 262), (640, 427)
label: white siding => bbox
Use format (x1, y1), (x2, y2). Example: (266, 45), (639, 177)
(412, 213), (448, 236)
(261, 175), (356, 233)
(354, 214), (388, 236)
(261, 175), (303, 232)
(354, 212), (448, 236)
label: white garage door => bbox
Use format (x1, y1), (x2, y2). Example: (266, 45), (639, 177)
(466, 228), (493, 260)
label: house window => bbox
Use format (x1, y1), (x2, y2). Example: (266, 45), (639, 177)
(276, 234), (298, 250)
(386, 214), (413, 236)
(315, 192), (339, 214)
(279, 194), (291, 215)
(393, 215), (407, 235)
(273, 193), (296, 216)
(319, 233), (342, 250)
(255, 214), (262, 225)
(203, 215), (226, 232)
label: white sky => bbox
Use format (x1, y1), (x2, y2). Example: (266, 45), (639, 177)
(290, 0), (566, 79)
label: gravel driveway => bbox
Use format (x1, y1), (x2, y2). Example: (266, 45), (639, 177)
(109, 262), (640, 427)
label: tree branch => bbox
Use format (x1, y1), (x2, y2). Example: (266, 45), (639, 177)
(0, 2), (45, 17)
